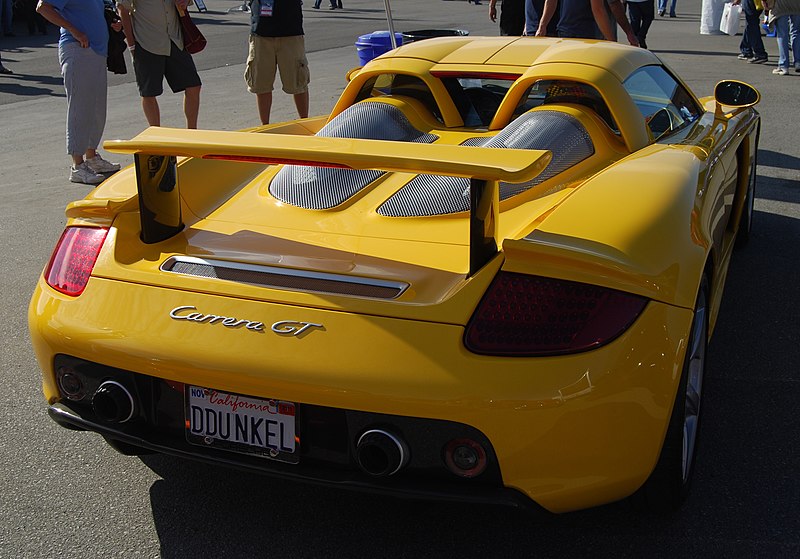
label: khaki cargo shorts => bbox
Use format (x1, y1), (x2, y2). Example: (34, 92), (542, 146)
(245, 35), (310, 95)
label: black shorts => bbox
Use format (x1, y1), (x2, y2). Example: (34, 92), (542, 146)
(133, 41), (202, 97)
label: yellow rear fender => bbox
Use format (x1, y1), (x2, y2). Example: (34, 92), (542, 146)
(505, 146), (709, 309)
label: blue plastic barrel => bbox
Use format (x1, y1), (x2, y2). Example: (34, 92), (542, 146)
(355, 31), (403, 65)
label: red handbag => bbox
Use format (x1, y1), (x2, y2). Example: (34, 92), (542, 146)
(177, 7), (207, 54)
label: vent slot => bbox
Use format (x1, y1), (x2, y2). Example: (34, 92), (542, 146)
(161, 257), (407, 300)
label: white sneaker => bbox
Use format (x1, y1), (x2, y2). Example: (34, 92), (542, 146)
(70, 162), (105, 185)
(85, 154), (121, 174)
(772, 67), (788, 75)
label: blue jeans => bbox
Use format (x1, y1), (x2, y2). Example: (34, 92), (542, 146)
(739, 0), (766, 58)
(0, 0), (13, 34)
(775, 15), (800, 69)
(657, 0), (676, 16)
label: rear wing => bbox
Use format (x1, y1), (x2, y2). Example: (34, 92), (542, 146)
(105, 127), (552, 276)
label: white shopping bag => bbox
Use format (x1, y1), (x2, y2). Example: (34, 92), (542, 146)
(720, 2), (743, 35)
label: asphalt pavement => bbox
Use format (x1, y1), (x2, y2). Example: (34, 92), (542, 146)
(0, 0), (798, 557)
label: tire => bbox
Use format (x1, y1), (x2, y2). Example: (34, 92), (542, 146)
(735, 152), (756, 249)
(632, 275), (709, 513)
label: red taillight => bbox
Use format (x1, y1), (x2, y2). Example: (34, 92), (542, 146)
(44, 227), (108, 296)
(464, 272), (648, 356)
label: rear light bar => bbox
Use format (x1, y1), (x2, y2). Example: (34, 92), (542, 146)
(464, 272), (648, 356)
(44, 227), (108, 296)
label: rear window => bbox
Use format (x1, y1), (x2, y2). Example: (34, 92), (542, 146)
(513, 79), (619, 134)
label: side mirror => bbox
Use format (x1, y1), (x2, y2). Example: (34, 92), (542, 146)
(714, 80), (760, 107)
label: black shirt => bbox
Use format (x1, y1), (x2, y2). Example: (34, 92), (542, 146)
(250, 0), (304, 37)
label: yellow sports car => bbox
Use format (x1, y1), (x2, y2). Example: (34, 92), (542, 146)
(29, 37), (760, 513)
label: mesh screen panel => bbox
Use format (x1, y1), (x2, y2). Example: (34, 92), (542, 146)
(270, 103), (438, 210)
(377, 111), (594, 217)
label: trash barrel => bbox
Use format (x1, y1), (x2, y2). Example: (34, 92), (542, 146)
(401, 29), (469, 44)
(355, 31), (404, 66)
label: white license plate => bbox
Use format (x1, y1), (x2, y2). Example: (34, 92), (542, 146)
(185, 386), (298, 463)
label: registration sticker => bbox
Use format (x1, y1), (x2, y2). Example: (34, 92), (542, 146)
(185, 386), (298, 464)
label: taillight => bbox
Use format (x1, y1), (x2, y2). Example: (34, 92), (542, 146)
(44, 226), (109, 296)
(464, 272), (648, 356)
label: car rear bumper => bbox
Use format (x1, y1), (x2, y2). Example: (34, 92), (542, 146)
(30, 276), (694, 513)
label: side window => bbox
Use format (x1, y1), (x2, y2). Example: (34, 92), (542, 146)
(623, 65), (702, 141)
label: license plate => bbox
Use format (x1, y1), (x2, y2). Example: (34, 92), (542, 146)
(185, 385), (298, 464)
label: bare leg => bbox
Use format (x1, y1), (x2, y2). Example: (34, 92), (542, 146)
(142, 96), (160, 126)
(184, 85), (201, 129)
(257, 92), (273, 125)
(293, 91), (309, 119)
(71, 154), (83, 166)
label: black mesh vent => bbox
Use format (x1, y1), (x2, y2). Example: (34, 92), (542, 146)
(377, 111), (594, 217)
(269, 103), (438, 210)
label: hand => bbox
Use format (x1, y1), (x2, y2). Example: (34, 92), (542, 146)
(489, 5), (497, 21)
(111, 21), (122, 32)
(72, 29), (89, 48)
(626, 31), (640, 47)
(174, 0), (189, 9)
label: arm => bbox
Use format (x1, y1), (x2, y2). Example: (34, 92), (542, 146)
(489, 0), (498, 22)
(535, 0), (558, 36)
(36, 0), (89, 47)
(606, 0), (640, 46)
(116, 4), (136, 49)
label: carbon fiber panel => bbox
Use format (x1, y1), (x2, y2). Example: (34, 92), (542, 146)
(377, 111), (594, 217)
(270, 103), (438, 210)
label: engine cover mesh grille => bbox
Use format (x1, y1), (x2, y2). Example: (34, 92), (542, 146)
(377, 111), (594, 217)
(270, 103), (438, 210)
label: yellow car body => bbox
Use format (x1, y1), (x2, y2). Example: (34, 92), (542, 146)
(28, 37), (760, 513)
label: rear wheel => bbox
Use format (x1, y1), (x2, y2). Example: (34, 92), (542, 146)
(633, 275), (708, 512)
(735, 154), (756, 248)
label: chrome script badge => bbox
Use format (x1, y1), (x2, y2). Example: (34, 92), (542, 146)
(169, 306), (322, 336)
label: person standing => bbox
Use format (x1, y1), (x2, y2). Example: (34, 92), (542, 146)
(627, 0), (654, 48)
(734, 0), (768, 63)
(117, 0), (203, 128)
(246, 0), (310, 125)
(489, 0), (526, 35)
(536, 0), (639, 46)
(36, 0), (121, 184)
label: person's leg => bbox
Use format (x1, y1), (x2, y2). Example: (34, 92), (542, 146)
(257, 92), (273, 124)
(638, 0), (655, 46)
(245, 35), (278, 125)
(789, 15), (800, 69)
(183, 85), (200, 129)
(775, 15), (789, 70)
(276, 36), (310, 120)
(293, 91), (309, 119)
(657, 0), (665, 16)
(142, 97), (161, 126)
(668, 0), (676, 17)
(60, 43), (105, 183)
(628, 3), (642, 39)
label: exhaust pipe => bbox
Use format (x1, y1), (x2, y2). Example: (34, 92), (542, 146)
(92, 381), (136, 423)
(355, 429), (410, 477)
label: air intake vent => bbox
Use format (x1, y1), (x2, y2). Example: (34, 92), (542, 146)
(161, 257), (407, 299)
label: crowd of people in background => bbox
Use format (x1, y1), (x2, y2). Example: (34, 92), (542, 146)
(0, 0), (797, 183)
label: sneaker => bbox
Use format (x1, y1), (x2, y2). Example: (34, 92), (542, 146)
(795, 65), (800, 73)
(0, 65), (11, 75)
(737, 53), (753, 60)
(658, 9), (665, 16)
(85, 154), (120, 174)
(773, 67), (788, 75)
(748, 55), (768, 64)
(70, 162), (105, 185)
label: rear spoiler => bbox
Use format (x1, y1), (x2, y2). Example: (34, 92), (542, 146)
(105, 127), (552, 276)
